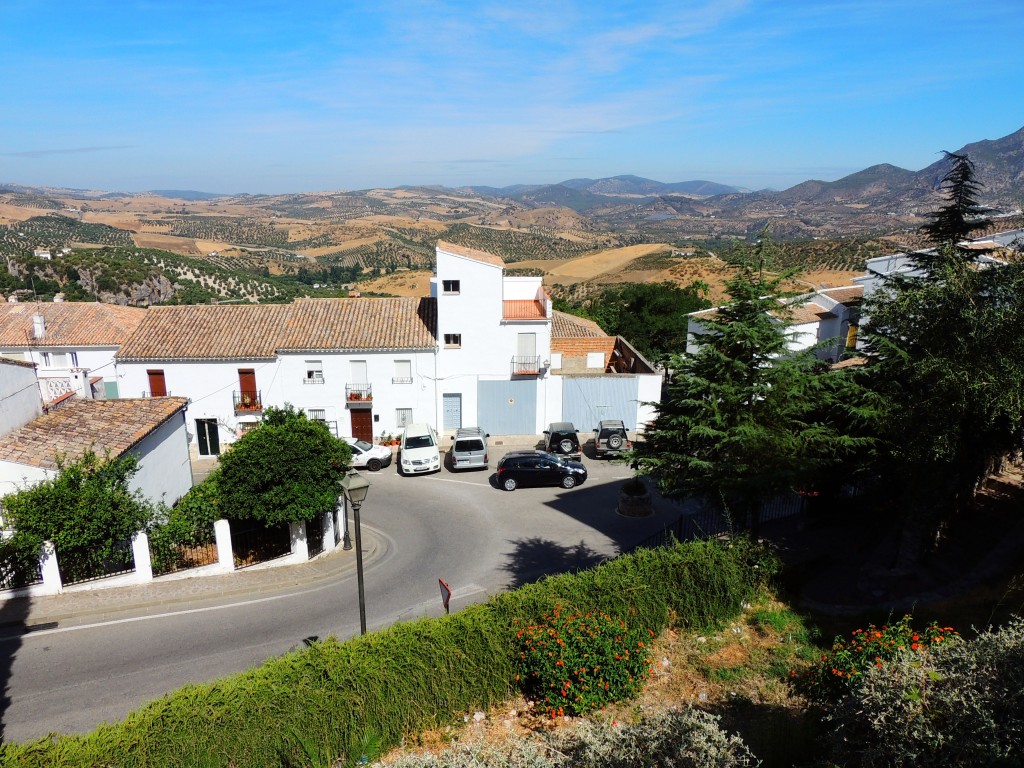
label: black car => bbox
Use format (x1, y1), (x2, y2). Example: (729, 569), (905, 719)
(543, 421), (582, 461)
(495, 450), (588, 491)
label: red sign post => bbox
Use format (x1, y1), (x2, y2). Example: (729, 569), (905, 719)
(438, 578), (452, 615)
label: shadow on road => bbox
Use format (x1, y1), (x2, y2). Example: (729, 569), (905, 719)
(500, 536), (606, 589)
(0, 595), (30, 741)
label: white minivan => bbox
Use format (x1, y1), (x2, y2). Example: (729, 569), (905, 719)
(399, 423), (441, 475)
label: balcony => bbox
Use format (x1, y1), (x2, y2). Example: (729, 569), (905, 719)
(233, 390), (263, 413)
(345, 384), (372, 407)
(511, 355), (542, 375)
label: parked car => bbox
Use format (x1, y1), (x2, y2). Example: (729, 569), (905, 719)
(399, 423), (441, 475)
(449, 427), (489, 471)
(343, 437), (393, 472)
(593, 419), (631, 458)
(543, 421), (582, 461)
(495, 450), (588, 491)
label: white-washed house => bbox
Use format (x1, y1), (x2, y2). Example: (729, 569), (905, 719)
(115, 298), (438, 457)
(0, 301), (146, 406)
(0, 356), (44, 435)
(0, 397), (192, 504)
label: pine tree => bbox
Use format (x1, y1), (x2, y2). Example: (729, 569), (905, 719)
(916, 151), (990, 271)
(633, 235), (870, 532)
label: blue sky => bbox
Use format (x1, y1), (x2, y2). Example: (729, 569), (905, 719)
(2, 0), (1022, 194)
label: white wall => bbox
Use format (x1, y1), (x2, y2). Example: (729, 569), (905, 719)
(635, 373), (662, 430)
(0, 360), (43, 435)
(0, 346), (121, 396)
(434, 246), (553, 432)
(272, 351), (437, 439)
(128, 408), (193, 505)
(0, 462), (50, 508)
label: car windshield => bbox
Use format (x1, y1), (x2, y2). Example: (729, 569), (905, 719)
(353, 440), (374, 451)
(406, 434), (435, 449)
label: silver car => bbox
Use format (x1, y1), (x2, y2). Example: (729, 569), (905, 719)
(449, 427), (488, 471)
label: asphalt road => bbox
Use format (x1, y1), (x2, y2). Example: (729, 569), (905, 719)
(0, 450), (676, 743)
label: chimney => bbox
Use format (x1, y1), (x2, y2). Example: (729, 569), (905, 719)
(31, 313), (45, 339)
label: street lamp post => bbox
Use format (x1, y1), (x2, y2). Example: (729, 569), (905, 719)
(340, 469), (371, 635)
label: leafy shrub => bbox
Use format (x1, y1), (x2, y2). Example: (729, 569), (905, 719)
(377, 709), (757, 768)
(515, 607), (653, 717)
(824, 616), (1024, 767)
(797, 615), (958, 702)
(148, 475), (220, 573)
(0, 450), (151, 581)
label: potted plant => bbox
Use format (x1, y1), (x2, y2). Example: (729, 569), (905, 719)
(618, 475), (653, 517)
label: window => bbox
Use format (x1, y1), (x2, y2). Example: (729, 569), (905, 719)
(40, 352), (51, 366)
(393, 359), (412, 384)
(396, 408), (413, 427)
(586, 351), (605, 369)
(307, 408), (326, 421)
(442, 279), (460, 294)
(147, 369), (167, 397)
(304, 360), (324, 384)
(444, 333), (462, 348)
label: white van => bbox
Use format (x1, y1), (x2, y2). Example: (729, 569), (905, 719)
(399, 423), (441, 475)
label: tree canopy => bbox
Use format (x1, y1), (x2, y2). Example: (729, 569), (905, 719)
(1, 450), (152, 581)
(217, 405), (352, 525)
(633, 238), (870, 529)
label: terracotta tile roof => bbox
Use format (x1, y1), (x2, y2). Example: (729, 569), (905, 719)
(782, 302), (833, 324)
(551, 311), (607, 339)
(552, 337), (616, 360)
(819, 285), (864, 304)
(503, 300), (547, 320)
(436, 241), (506, 267)
(117, 298), (438, 360)
(831, 355), (868, 370)
(0, 302), (146, 348)
(0, 397), (188, 470)
(0, 355), (36, 369)
(280, 298), (437, 351)
(117, 305), (289, 360)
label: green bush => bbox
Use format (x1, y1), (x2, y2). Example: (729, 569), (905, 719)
(378, 708), (756, 768)
(796, 615), (959, 702)
(824, 616), (1024, 767)
(148, 476), (221, 573)
(0, 539), (761, 767)
(515, 608), (653, 717)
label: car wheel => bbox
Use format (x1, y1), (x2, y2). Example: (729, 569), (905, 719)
(559, 438), (575, 453)
(367, 458), (382, 472)
(607, 434), (624, 449)
(502, 477), (518, 491)
(560, 475), (577, 489)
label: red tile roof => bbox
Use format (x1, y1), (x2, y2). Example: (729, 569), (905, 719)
(436, 241), (506, 267)
(0, 302), (146, 348)
(117, 298), (437, 361)
(819, 285), (864, 304)
(0, 397), (188, 469)
(783, 302), (833, 324)
(551, 311), (607, 339)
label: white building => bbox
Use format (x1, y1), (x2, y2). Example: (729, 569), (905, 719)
(116, 298), (438, 457)
(0, 301), (146, 406)
(0, 356), (44, 435)
(114, 242), (661, 454)
(0, 397), (192, 505)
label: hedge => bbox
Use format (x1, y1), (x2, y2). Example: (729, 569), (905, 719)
(0, 539), (760, 768)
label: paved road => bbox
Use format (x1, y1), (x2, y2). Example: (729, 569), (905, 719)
(0, 450), (677, 742)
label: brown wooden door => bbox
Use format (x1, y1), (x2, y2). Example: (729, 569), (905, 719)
(350, 409), (373, 442)
(147, 369), (167, 397)
(238, 369), (257, 398)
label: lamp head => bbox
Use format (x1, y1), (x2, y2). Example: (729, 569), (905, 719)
(340, 469), (371, 505)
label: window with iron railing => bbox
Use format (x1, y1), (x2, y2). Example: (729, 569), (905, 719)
(396, 408), (413, 427)
(393, 359), (412, 384)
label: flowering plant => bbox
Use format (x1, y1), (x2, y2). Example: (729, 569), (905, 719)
(514, 607), (653, 717)
(796, 614), (959, 702)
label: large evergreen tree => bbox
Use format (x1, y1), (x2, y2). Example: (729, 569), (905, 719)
(862, 156), (1024, 561)
(633, 237), (869, 531)
(916, 151), (991, 271)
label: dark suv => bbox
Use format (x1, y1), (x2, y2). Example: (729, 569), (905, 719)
(495, 450), (587, 491)
(593, 419), (631, 458)
(543, 422), (582, 461)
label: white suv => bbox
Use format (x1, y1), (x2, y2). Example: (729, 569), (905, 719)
(399, 423), (441, 475)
